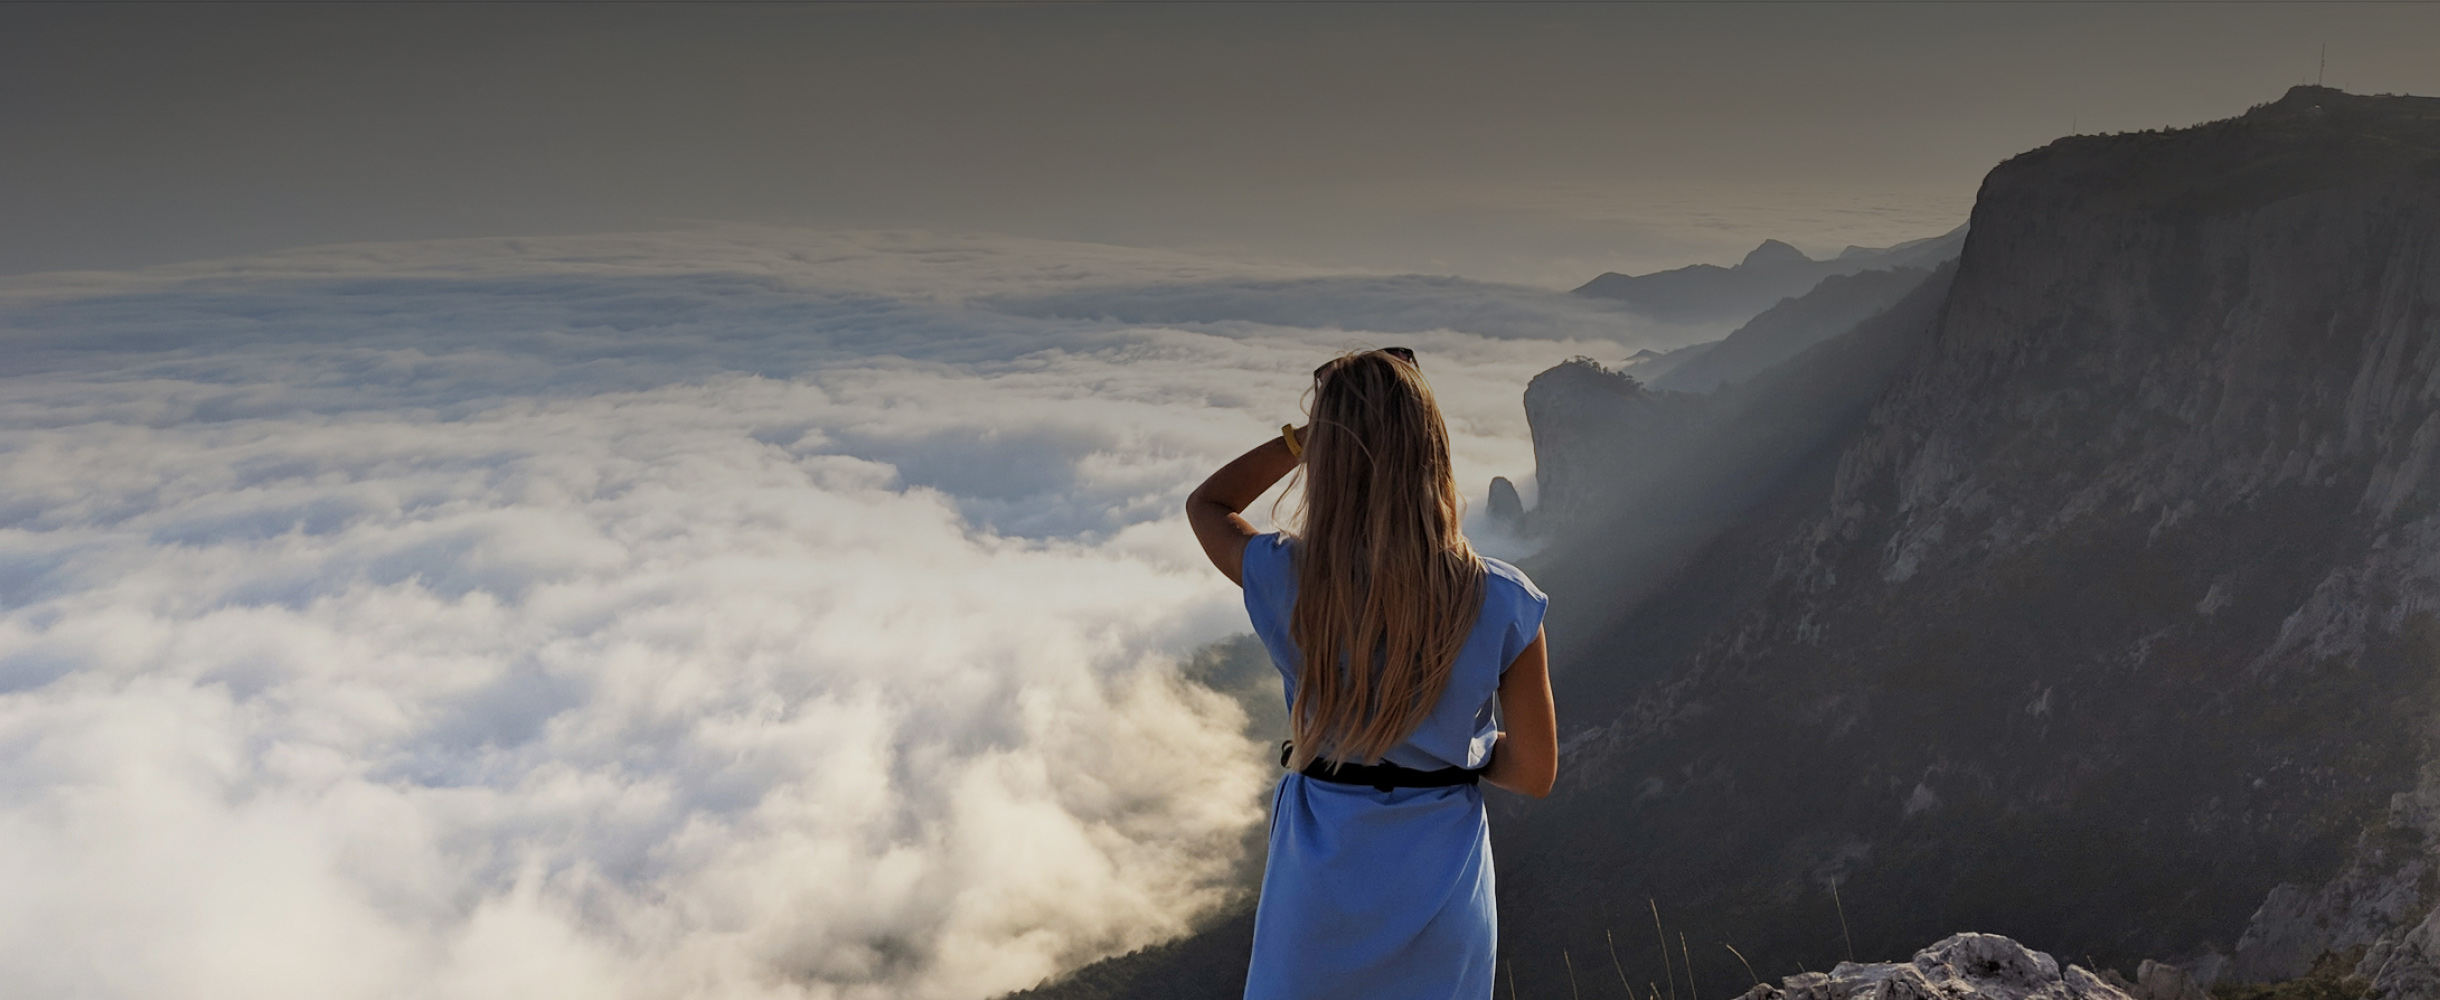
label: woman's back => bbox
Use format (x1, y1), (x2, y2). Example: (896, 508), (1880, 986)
(1240, 532), (1547, 772)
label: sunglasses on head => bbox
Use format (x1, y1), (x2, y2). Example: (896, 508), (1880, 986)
(1314, 347), (1417, 379)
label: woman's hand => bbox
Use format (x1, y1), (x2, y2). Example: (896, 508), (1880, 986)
(1482, 627), (1556, 798)
(1185, 427), (1302, 586)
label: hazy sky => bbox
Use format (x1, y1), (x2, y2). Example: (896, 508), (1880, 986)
(7, 2), (2440, 284)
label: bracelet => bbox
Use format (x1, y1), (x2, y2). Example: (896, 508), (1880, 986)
(1280, 424), (1304, 459)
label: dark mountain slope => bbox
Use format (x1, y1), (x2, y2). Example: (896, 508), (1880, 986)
(1650, 266), (1936, 393)
(1504, 84), (2440, 999)
(1523, 266), (1957, 709)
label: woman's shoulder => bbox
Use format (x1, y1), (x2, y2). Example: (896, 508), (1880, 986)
(1242, 531), (1297, 590)
(1479, 554), (1546, 605)
(1245, 531), (1295, 565)
(1478, 554), (1549, 638)
(1477, 554), (1547, 667)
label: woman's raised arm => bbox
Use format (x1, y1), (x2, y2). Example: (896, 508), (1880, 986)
(1185, 428), (1301, 586)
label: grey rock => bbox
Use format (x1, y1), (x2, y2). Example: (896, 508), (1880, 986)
(1521, 357), (1696, 534)
(1487, 475), (1526, 531)
(2225, 773), (2440, 991)
(2131, 960), (2211, 1000)
(2366, 903), (2440, 998)
(1731, 933), (2132, 1000)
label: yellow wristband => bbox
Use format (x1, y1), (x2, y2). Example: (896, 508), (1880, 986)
(1281, 424), (1304, 459)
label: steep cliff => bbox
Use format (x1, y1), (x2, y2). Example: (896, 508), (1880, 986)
(1522, 357), (1698, 532)
(1506, 85), (2440, 999)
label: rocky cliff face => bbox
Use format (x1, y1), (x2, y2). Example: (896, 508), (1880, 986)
(1792, 87), (2440, 984)
(1522, 357), (1697, 532)
(1507, 85), (2440, 999)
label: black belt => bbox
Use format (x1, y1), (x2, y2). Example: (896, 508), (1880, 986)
(1280, 740), (1489, 792)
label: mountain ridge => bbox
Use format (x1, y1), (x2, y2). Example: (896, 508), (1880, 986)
(1572, 226), (1964, 327)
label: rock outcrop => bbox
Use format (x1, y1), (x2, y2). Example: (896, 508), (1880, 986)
(1521, 357), (1694, 533)
(1488, 475), (1527, 532)
(1733, 934), (2130, 1000)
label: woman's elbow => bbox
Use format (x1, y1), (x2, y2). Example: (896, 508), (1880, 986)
(1495, 762), (1557, 799)
(1184, 487), (1228, 523)
(1527, 753), (1559, 798)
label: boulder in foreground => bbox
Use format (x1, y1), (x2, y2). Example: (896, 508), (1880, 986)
(1733, 934), (2131, 1000)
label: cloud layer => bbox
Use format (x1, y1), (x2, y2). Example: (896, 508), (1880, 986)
(0, 226), (1665, 999)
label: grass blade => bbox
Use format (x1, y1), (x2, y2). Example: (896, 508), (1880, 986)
(1680, 932), (1698, 1000)
(1650, 900), (1677, 1000)
(1722, 943), (1762, 988)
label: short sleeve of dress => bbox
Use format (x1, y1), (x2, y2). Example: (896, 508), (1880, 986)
(1487, 557), (1550, 675)
(1240, 532), (1297, 641)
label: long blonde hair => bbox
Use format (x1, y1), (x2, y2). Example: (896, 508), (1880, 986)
(1284, 349), (1486, 769)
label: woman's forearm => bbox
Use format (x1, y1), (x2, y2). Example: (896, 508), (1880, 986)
(1185, 427), (1302, 584)
(1190, 427), (1301, 512)
(1483, 629), (1555, 798)
(1480, 732), (1554, 798)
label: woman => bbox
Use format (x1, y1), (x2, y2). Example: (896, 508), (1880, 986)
(1186, 347), (1557, 1000)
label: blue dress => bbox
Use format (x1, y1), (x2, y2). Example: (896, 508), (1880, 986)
(1238, 532), (1550, 1000)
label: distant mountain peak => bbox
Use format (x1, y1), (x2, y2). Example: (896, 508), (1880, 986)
(1741, 239), (1811, 268)
(1571, 225), (1964, 326)
(2273, 83), (2348, 106)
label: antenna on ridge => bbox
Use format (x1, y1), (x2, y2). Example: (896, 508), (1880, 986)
(2318, 43), (2327, 86)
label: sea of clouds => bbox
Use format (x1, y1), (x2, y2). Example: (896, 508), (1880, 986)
(0, 226), (1686, 1000)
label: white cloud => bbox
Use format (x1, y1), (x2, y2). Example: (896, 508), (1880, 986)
(0, 225), (1673, 999)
